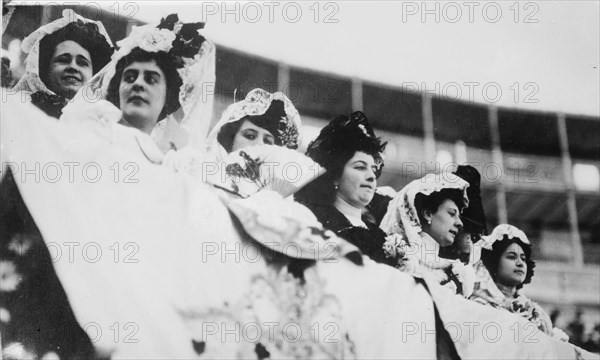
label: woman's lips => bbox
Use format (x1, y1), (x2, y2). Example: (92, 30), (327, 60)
(127, 95), (148, 104)
(62, 75), (81, 82)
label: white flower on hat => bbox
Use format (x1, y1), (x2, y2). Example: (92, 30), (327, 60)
(113, 25), (176, 62)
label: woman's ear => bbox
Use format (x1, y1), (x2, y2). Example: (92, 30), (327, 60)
(333, 179), (339, 190)
(423, 209), (433, 226)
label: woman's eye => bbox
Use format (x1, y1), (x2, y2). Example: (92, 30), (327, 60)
(145, 75), (158, 84)
(243, 132), (256, 140)
(264, 137), (274, 145)
(54, 56), (70, 64)
(124, 74), (136, 83)
(77, 59), (90, 67)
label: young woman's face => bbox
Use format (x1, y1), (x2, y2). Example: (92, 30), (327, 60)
(496, 242), (527, 287)
(46, 40), (93, 99)
(231, 119), (275, 152)
(336, 151), (377, 209)
(118, 60), (167, 134)
(424, 199), (463, 247)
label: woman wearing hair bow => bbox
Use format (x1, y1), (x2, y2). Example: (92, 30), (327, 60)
(11, 9), (114, 118)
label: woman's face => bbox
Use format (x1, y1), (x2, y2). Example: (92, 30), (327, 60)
(424, 199), (463, 247)
(231, 119), (275, 152)
(336, 151), (377, 209)
(46, 40), (93, 99)
(118, 60), (167, 134)
(496, 242), (527, 287)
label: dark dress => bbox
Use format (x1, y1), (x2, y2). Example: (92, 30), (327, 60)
(304, 202), (397, 267)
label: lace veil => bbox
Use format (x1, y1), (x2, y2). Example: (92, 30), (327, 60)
(63, 13), (216, 152)
(380, 173), (469, 243)
(12, 9), (113, 96)
(205, 88), (302, 160)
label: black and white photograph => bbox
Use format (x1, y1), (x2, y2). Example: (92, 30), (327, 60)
(1, 1), (599, 358)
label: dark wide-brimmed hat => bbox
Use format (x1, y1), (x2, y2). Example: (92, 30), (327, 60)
(453, 165), (487, 238)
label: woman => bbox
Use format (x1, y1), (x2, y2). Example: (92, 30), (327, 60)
(62, 13), (215, 153)
(439, 165), (488, 264)
(205, 87), (301, 158)
(1, 10), (113, 359)
(295, 111), (396, 266)
(470, 224), (569, 340)
(12, 9), (113, 118)
(380, 172), (476, 295)
(105, 48), (182, 135)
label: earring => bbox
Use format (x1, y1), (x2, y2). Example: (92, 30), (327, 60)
(334, 184), (339, 190)
(427, 219), (431, 225)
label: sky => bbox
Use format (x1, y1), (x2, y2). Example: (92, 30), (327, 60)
(19, 1), (600, 116)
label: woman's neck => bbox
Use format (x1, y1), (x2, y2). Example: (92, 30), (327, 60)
(120, 116), (155, 134)
(334, 195), (363, 222)
(496, 282), (518, 298)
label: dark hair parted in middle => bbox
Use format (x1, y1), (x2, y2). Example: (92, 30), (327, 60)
(39, 20), (114, 85)
(480, 236), (535, 289)
(414, 188), (468, 226)
(295, 111), (386, 206)
(105, 47), (184, 120)
(217, 99), (286, 153)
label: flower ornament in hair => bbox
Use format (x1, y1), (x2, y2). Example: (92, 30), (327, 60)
(107, 14), (214, 140)
(481, 224), (530, 250)
(207, 88), (302, 151)
(112, 13), (204, 64)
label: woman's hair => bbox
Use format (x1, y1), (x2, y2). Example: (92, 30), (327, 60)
(217, 99), (286, 153)
(480, 236), (535, 289)
(414, 188), (467, 227)
(106, 48), (183, 120)
(295, 112), (386, 207)
(38, 20), (113, 84)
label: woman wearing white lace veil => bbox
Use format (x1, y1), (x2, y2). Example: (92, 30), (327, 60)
(470, 224), (573, 343)
(62, 13), (216, 154)
(380, 173), (478, 297)
(205, 88), (301, 158)
(10, 9), (114, 118)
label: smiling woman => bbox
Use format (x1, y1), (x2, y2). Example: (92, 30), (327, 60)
(12, 9), (114, 118)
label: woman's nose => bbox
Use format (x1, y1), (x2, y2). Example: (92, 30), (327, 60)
(131, 76), (146, 90)
(455, 216), (463, 229)
(366, 168), (376, 181)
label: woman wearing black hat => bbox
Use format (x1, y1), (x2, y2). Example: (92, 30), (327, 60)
(295, 111), (396, 266)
